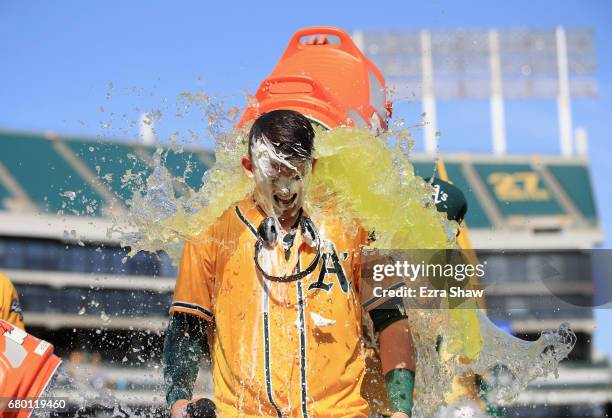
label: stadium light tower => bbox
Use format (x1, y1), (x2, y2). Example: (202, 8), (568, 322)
(420, 30), (438, 154)
(556, 26), (573, 156)
(354, 27), (597, 156)
(139, 112), (155, 145)
(488, 29), (506, 155)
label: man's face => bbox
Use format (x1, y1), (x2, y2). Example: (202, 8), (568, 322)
(247, 136), (313, 220)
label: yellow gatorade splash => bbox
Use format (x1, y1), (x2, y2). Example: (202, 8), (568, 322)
(116, 124), (458, 262)
(111, 101), (575, 417)
(307, 126), (456, 250)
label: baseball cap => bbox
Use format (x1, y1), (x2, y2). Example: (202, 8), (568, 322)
(425, 177), (468, 223)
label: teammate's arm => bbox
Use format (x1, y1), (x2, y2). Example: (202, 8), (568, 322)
(378, 317), (416, 418)
(163, 312), (209, 416)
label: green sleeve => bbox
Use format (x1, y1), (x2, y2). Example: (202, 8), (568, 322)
(163, 312), (209, 407)
(385, 368), (415, 415)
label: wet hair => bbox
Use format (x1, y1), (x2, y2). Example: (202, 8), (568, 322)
(248, 110), (315, 161)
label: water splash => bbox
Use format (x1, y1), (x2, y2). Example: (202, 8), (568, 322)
(98, 91), (575, 416)
(109, 129), (250, 263)
(406, 309), (575, 417)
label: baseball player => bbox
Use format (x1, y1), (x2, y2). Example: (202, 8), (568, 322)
(164, 110), (416, 417)
(1, 273), (62, 411)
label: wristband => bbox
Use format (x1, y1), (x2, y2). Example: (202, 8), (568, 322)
(384, 368), (415, 415)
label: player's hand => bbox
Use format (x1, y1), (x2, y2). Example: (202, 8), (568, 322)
(390, 413), (410, 418)
(171, 399), (189, 418)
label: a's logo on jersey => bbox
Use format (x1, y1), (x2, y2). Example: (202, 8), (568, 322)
(308, 242), (349, 294)
(10, 299), (23, 321)
(432, 184), (448, 204)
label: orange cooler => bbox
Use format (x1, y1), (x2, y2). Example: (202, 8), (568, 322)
(238, 26), (392, 131)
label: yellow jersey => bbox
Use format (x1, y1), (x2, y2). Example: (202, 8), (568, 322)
(0, 272), (25, 330)
(170, 198), (371, 417)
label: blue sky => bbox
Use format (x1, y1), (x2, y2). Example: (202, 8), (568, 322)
(2, 1), (612, 356)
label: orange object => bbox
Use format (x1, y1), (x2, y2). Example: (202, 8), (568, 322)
(0, 319), (62, 418)
(238, 26), (391, 132)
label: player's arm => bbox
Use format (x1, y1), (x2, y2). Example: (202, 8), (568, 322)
(164, 232), (218, 417)
(163, 312), (210, 416)
(373, 302), (416, 418)
(359, 231), (415, 417)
